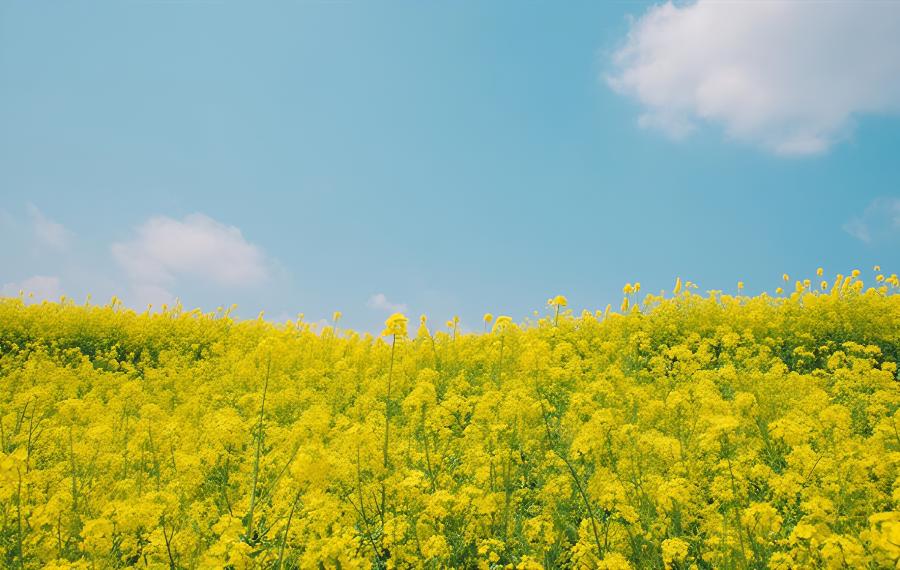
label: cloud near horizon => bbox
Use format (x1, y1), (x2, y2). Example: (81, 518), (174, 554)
(1, 275), (63, 302)
(843, 198), (900, 244)
(608, 1), (900, 155)
(366, 293), (408, 314)
(27, 203), (73, 251)
(112, 213), (269, 306)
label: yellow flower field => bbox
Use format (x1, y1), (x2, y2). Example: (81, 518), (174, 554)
(1, 270), (898, 569)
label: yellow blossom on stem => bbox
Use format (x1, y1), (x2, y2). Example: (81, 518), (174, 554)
(382, 312), (408, 338)
(492, 315), (512, 333)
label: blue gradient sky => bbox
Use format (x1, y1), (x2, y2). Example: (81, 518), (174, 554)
(2, 1), (899, 331)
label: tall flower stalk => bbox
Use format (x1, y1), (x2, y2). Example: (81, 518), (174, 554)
(379, 313), (407, 525)
(549, 295), (567, 326)
(245, 353), (272, 541)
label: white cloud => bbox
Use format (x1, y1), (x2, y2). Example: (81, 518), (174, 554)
(112, 214), (269, 305)
(843, 198), (900, 243)
(129, 283), (177, 309)
(27, 203), (73, 251)
(1, 275), (63, 302)
(608, 1), (900, 155)
(366, 293), (408, 313)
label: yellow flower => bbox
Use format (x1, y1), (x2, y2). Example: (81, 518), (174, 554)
(673, 277), (682, 295)
(790, 523), (818, 542)
(381, 312), (408, 337)
(775, 287), (784, 295)
(81, 518), (115, 555)
(549, 295), (568, 307)
(2, 259), (898, 569)
(816, 267), (824, 276)
(623, 283), (633, 295)
(634, 282), (641, 293)
(492, 315), (512, 333)
(417, 314), (430, 338)
(332, 311), (342, 322)
(597, 553), (632, 570)
(783, 273), (789, 282)
(661, 538), (689, 569)
(742, 502), (782, 538)
(420, 535), (450, 559)
(873, 265), (881, 271)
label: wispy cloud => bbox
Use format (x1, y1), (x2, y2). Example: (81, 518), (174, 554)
(1, 275), (63, 302)
(843, 198), (900, 244)
(27, 203), (73, 251)
(112, 213), (269, 306)
(366, 293), (407, 313)
(608, 1), (900, 155)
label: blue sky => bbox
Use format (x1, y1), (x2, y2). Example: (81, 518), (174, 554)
(2, 1), (899, 332)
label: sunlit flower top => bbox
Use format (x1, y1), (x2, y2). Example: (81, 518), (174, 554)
(492, 315), (512, 332)
(549, 295), (568, 307)
(417, 314), (429, 338)
(381, 312), (408, 337)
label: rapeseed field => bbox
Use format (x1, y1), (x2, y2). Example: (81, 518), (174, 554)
(1, 269), (898, 569)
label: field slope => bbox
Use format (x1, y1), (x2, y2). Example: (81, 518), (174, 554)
(1, 275), (899, 569)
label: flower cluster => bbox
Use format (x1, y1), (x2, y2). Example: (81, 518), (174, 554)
(0, 268), (897, 569)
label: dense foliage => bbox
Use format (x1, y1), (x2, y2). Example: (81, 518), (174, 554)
(1, 270), (898, 569)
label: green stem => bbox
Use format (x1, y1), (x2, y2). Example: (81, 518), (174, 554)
(276, 491), (301, 570)
(496, 336), (505, 387)
(246, 354), (272, 541)
(161, 515), (176, 570)
(352, 446), (384, 564)
(16, 468), (24, 570)
(381, 336), (396, 522)
(540, 402), (604, 560)
(69, 425), (78, 516)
